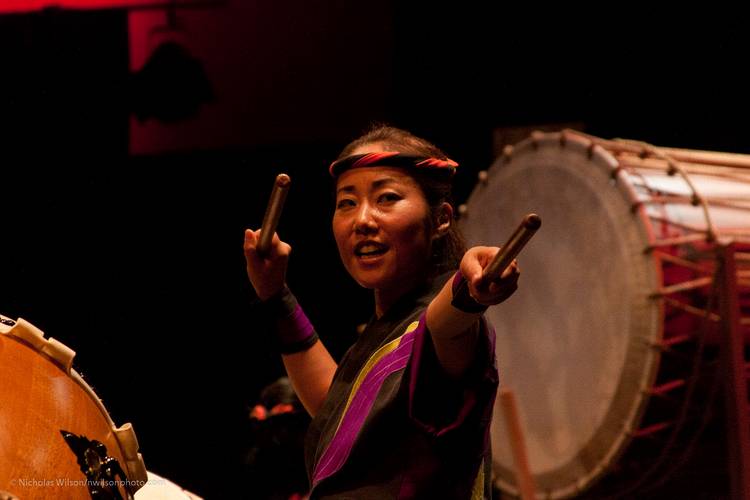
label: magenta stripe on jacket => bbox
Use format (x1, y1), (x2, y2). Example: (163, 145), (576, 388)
(312, 327), (418, 485)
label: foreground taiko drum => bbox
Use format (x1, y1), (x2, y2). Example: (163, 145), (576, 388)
(460, 130), (750, 498)
(0, 314), (148, 499)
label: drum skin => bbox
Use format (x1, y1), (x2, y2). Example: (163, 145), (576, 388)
(460, 131), (750, 498)
(0, 318), (145, 499)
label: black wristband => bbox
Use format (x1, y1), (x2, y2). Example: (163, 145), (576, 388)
(450, 271), (488, 314)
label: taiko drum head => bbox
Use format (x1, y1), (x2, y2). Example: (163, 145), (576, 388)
(461, 131), (750, 498)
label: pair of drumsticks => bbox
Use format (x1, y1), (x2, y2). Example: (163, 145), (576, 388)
(256, 173), (541, 286)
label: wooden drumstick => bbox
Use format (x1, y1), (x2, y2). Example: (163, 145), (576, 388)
(257, 173), (291, 257)
(500, 388), (537, 500)
(480, 213), (541, 285)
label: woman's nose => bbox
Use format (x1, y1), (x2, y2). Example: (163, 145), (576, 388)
(354, 203), (378, 234)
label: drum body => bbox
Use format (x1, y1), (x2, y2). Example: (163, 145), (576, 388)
(0, 315), (147, 499)
(459, 131), (750, 498)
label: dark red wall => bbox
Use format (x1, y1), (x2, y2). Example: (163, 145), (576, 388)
(128, 2), (394, 154)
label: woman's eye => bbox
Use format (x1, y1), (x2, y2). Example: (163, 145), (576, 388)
(336, 198), (355, 209)
(378, 192), (401, 203)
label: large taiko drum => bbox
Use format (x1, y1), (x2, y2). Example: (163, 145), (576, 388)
(459, 130), (750, 498)
(0, 314), (148, 499)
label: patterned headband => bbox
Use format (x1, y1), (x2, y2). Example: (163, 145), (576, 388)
(329, 152), (458, 177)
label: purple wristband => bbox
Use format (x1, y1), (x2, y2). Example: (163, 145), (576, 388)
(263, 287), (319, 353)
(451, 271), (488, 314)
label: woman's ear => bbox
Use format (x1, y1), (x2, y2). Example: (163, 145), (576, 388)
(433, 202), (453, 239)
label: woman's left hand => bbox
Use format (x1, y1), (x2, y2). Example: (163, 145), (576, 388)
(459, 246), (520, 306)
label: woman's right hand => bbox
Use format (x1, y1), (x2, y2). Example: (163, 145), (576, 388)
(243, 229), (292, 301)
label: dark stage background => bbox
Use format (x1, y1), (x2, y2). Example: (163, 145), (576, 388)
(1, 4), (746, 498)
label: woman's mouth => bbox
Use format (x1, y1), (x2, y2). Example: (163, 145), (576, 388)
(354, 241), (389, 261)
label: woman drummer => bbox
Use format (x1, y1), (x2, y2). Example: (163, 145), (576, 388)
(244, 125), (519, 499)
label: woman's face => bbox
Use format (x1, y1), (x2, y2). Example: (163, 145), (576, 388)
(332, 161), (433, 293)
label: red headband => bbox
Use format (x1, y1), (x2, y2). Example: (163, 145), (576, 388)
(329, 152), (458, 177)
